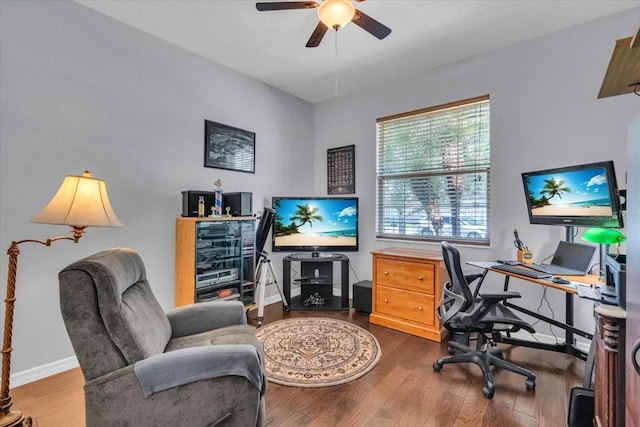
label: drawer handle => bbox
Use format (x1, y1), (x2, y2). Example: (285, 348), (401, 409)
(384, 271), (389, 275)
(384, 299), (389, 303)
(632, 339), (640, 375)
(418, 276), (423, 280)
(418, 306), (423, 311)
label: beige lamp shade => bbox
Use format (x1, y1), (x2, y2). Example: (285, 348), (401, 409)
(30, 171), (122, 227)
(318, 0), (355, 29)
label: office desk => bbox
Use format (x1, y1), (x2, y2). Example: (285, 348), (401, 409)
(468, 261), (601, 361)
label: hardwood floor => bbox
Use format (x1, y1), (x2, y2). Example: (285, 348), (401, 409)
(12, 303), (584, 426)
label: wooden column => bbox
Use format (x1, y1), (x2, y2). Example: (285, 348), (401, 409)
(594, 304), (626, 427)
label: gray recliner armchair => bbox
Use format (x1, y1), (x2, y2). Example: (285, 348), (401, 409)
(59, 247), (265, 427)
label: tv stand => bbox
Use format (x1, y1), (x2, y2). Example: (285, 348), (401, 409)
(283, 253), (349, 311)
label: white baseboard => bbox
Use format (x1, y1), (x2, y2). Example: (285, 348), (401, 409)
(13, 303), (587, 387)
(12, 356), (79, 388)
(15, 287), (349, 387)
(13, 293), (293, 387)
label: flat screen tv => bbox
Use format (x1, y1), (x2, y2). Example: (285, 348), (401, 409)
(521, 160), (623, 228)
(272, 197), (359, 253)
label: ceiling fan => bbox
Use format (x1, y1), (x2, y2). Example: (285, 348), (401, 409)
(256, 0), (392, 48)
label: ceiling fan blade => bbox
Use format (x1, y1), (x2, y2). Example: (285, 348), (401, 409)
(306, 21), (328, 48)
(352, 9), (391, 40)
(256, 2), (318, 11)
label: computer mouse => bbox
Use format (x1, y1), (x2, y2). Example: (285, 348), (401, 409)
(552, 277), (571, 285)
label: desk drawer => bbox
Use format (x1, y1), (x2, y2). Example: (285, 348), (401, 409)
(375, 258), (435, 294)
(375, 285), (434, 326)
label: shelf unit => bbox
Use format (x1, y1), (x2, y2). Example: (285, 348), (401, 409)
(282, 253), (349, 311)
(175, 216), (255, 307)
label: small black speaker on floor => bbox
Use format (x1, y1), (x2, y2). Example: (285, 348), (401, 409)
(353, 280), (372, 313)
(567, 387), (594, 427)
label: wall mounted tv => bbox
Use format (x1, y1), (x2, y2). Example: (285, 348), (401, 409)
(521, 160), (623, 228)
(272, 197), (359, 253)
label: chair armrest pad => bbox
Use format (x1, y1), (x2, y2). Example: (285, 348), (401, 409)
(478, 291), (521, 300)
(134, 344), (264, 397)
(167, 300), (247, 338)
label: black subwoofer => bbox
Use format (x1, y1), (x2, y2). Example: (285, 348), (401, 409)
(353, 280), (372, 313)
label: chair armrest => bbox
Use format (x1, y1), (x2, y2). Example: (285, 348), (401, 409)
(464, 273), (484, 284)
(134, 344), (264, 398)
(478, 291), (521, 301)
(83, 358), (265, 426)
(167, 300), (247, 338)
(459, 292), (522, 326)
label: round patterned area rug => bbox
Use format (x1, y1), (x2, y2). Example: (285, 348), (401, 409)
(255, 317), (381, 387)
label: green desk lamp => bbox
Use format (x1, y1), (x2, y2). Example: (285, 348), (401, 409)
(581, 227), (626, 276)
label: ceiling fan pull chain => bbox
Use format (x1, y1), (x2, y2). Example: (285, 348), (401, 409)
(335, 30), (339, 97)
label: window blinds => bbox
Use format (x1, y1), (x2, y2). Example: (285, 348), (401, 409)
(376, 95), (490, 245)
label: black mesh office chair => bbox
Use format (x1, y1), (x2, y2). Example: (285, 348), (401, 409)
(433, 241), (537, 399)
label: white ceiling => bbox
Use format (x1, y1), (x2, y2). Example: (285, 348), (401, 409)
(76, 0), (640, 104)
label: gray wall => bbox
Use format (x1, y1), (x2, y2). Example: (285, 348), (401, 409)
(0, 0), (313, 377)
(1, 0), (639, 382)
(313, 9), (640, 339)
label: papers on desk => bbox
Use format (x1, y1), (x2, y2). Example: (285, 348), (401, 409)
(577, 285), (617, 305)
(577, 285), (601, 301)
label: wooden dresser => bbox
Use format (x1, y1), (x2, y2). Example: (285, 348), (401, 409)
(369, 247), (448, 342)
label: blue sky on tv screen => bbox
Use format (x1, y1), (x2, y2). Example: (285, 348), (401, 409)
(527, 167), (612, 205)
(275, 199), (357, 234)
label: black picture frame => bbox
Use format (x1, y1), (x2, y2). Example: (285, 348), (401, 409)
(204, 120), (255, 173)
(327, 144), (356, 194)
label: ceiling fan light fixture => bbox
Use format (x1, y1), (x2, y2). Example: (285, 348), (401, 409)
(317, 0), (355, 30)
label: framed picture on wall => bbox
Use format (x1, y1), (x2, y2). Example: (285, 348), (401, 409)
(204, 120), (255, 173)
(327, 144), (355, 194)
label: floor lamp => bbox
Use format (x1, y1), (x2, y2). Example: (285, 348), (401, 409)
(1, 171), (121, 427)
(580, 227), (626, 277)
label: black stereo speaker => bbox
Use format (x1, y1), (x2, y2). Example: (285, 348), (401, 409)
(222, 192), (252, 217)
(181, 191), (216, 217)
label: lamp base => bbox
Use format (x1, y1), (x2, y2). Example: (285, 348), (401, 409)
(0, 410), (32, 427)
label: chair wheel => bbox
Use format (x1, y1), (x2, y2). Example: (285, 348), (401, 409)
(283, 305), (290, 312)
(526, 379), (536, 390)
(433, 362), (442, 372)
(482, 386), (494, 399)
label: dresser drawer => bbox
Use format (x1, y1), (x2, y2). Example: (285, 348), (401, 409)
(375, 285), (435, 326)
(375, 257), (435, 294)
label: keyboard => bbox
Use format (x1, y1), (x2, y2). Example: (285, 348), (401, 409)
(491, 264), (552, 279)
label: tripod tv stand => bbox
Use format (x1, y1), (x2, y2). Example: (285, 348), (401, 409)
(254, 250), (289, 326)
(254, 208), (289, 326)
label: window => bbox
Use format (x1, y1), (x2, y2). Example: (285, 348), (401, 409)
(376, 95), (490, 245)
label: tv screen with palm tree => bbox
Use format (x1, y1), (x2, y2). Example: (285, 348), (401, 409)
(271, 197), (359, 253)
(521, 160), (623, 228)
